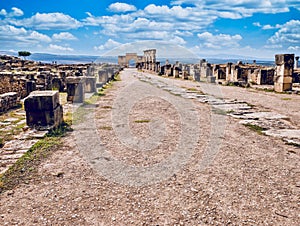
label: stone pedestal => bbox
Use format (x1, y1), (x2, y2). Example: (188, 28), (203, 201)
(193, 71), (200, 81)
(274, 54), (294, 92)
(98, 70), (108, 85)
(85, 77), (96, 93)
(24, 91), (63, 129)
(66, 77), (85, 103)
(173, 69), (180, 78)
(207, 76), (216, 83)
(182, 71), (189, 80)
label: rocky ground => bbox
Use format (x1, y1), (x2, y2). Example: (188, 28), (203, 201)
(0, 68), (299, 225)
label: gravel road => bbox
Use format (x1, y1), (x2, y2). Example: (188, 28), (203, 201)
(0, 68), (299, 225)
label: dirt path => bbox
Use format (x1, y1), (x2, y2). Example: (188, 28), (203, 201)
(0, 69), (299, 225)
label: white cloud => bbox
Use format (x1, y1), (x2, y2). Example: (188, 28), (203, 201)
(52, 32), (77, 41)
(13, 12), (82, 30)
(171, 0), (298, 18)
(264, 44), (283, 49)
(197, 32), (242, 49)
(94, 39), (122, 51)
(0, 7), (24, 17)
(29, 31), (51, 42)
(144, 4), (171, 15)
(0, 9), (7, 16)
(11, 7), (24, 17)
(288, 46), (300, 51)
(0, 25), (26, 35)
(49, 44), (74, 52)
(0, 25), (51, 44)
(108, 2), (137, 13)
(268, 20), (300, 46)
(253, 22), (262, 27)
(262, 24), (281, 30)
(170, 36), (186, 45)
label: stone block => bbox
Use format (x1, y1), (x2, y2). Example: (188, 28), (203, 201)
(274, 82), (292, 92)
(275, 54), (294, 66)
(24, 90), (63, 129)
(66, 76), (82, 84)
(24, 91), (59, 111)
(207, 76), (216, 83)
(85, 77), (96, 93)
(66, 77), (85, 103)
(98, 70), (108, 83)
(25, 105), (63, 128)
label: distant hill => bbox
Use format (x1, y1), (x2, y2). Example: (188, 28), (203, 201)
(0, 51), (274, 66)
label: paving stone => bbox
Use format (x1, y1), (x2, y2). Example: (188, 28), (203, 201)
(2, 139), (39, 151)
(0, 153), (24, 160)
(231, 111), (288, 120)
(212, 103), (251, 112)
(4, 117), (19, 122)
(263, 129), (300, 139)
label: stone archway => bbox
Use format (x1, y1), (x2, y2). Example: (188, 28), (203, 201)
(118, 53), (143, 68)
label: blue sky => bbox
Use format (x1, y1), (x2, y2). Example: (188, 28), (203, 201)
(0, 0), (299, 59)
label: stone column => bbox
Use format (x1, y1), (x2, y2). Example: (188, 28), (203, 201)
(274, 54), (294, 92)
(226, 63), (232, 81)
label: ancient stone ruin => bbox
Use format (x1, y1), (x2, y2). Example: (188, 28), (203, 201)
(127, 49), (299, 93)
(274, 54), (294, 92)
(24, 90), (63, 129)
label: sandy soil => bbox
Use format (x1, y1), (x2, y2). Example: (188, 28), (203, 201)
(0, 69), (299, 225)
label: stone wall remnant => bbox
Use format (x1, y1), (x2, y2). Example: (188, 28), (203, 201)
(0, 92), (18, 113)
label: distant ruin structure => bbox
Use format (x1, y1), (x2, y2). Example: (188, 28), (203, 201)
(118, 53), (143, 68)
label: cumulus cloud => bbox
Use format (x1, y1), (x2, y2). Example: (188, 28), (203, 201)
(264, 44), (283, 49)
(49, 44), (74, 51)
(94, 39), (122, 51)
(288, 46), (300, 51)
(11, 7), (24, 17)
(13, 12), (82, 30)
(0, 9), (7, 16)
(108, 2), (137, 13)
(253, 22), (262, 27)
(52, 32), (77, 41)
(0, 7), (24, 17)
(262, 24), (281, 30)
(29, 31), (51, 42)
(268, 20), (300, 46)
(171, 0), (297, 18)
(197, 32), (242, 49)
(0, 25), (51, 44)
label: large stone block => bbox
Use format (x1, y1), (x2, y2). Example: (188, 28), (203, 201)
(274, 82), (292, 92)
(275, 54), (294, 66)
(25, 105), (63, 128)
(207, 76), (216, 83)
(66, 77), (85, 103)
(85, 77), (96, 93)
(24, 90), (63, 129)
(24, 91), (59, 111)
